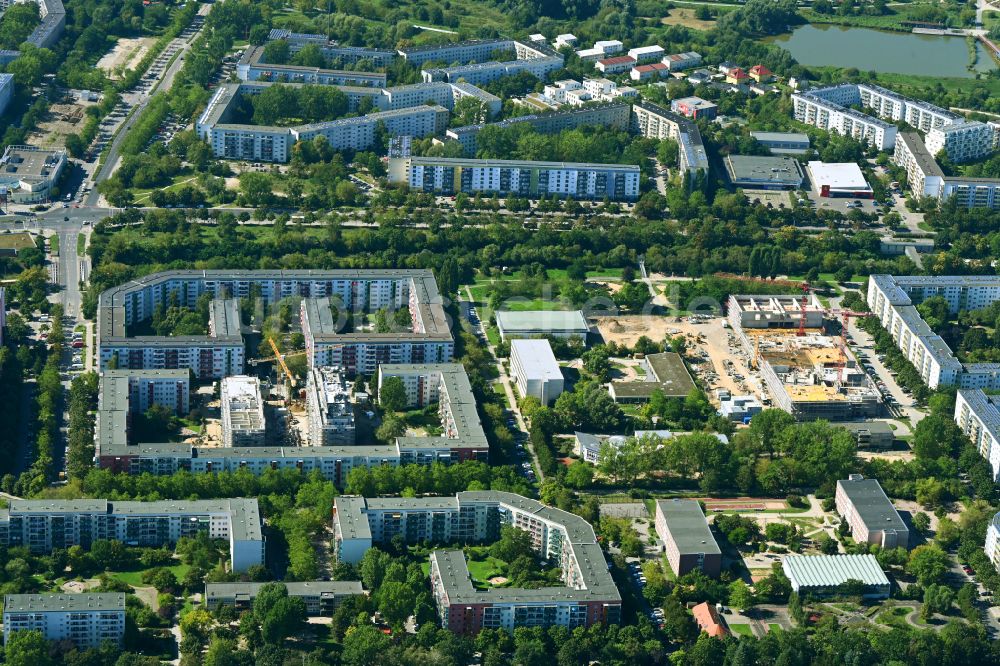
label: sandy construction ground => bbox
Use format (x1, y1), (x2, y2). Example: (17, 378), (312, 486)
(27, 101), (90, 149)
(96, 37), (155, 79)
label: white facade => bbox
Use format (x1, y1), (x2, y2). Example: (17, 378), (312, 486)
(955, 389), (1000, 482)
(926, 120), (995, 163)
(509, 339), (564, 405)
(3, 594), (125, 649)
(986, 512), (1000, 572)
(220, 376), (265, 447)
(627, 45), (664, 63)
(554, 34), (577, 49)
(792, 92), (897, 151)
(306, 366), (355, 446)
(661, 51), (701, 71)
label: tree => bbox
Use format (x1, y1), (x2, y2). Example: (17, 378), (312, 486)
(564, 460), (593, 489)
(5, 630), (54, 666)
(379, 376), (407, 412)
(375, 413), (406, 443)
(912, 512), (931, 534)
(341, 625), (392, 666)
(491, 525), (535, 562)
(908, 544), (950, 586)
(921, 584), (954, 621)
(261, 596), (306, 643)
(729, 580), (755, 611)
(913, 414), (964, 460)
(661, 596), (697, 642)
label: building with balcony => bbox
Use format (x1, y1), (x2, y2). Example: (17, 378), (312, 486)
(3, 594), (125, 649)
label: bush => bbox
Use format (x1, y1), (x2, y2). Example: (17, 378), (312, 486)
(787, 494), (806, 508)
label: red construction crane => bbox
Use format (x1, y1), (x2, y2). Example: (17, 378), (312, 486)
(796, 281), (811, 337)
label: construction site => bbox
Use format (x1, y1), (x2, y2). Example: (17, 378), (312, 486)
(726, 293), (882, 421)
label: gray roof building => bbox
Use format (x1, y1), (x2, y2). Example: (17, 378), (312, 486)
(495, 310), (589, 341)
(724, 155), (805, 189)
(782, 554), (890, 598)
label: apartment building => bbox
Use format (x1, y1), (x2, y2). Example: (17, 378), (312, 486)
(630, 62), (669, 81)
(985, 511), (1000, 572)
(100, 369), (189, 416)
(926, 120), (995, 163)
(445, 102), (630, 154)
(654, 499), (721, 577)
(306, 366), (356, 446)
(237, 46), (387, 87)
(661, 51), (701, 71)
(594, 55), (635, 75)
(955, 389), (1000, 482)
(554, 34), (577, 49)
(867, 275), (1000, 389)
(0, 73), (12, 118)
(834, 475), (909, 550)
(422, 55), (564, 87)
(509, 339), (564, 405)
(204, 581), (365, 616)
(398, 39), (517, 67)
(575, 39), (623, 61)
(0, 499), (264, 572)
(792, 91), (897, 151)
(893, 130), (1000, 208)
(630, 101), (709, 177)
(332, 491), (621, 634)
(265, 29), (396, 66)
(670, 96), (717, 120)
(97, 270), (452, 380)
(389, 156), (641, 201)
(627, 45), (665, 63)
(220, 376), (266, 447)
(196, 83), (448, 163)
(0, 0), (65, 54)
(3, 594), (125, 649)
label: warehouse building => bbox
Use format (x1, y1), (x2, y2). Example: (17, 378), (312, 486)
(654, 499), (721, 577)
(834, 475), (909, 550)
(388, 156), (641, 201)
(332, 491), (621, 634)
(509, 339), (564, 405)
(220, 376), (266, 447)
(955, 389), (1000, 482)
(0, 499), (264, 572)
(204, 581), (365, 616)
(306, 366), (355, 446)
(807, 161), (873, 198)
(609, 352), (695, 403)
(724, 155), (805, 190)
(782, 554), (890, 599)
(495, 310), (589, 342)
(3, 594), (125, 649)
(751, 131), (810, 155)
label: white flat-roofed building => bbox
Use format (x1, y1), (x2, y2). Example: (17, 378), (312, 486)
(575, 40), (622, 61)
(204, 581), (365, 616)
(495, 310), (590, 342)
(422, 55), (564, 87)
(0, 498), (264, 572)
(509, 339), (564, 405)
(807, 161), (873, 198)
(630, 101), (708, 177)
(220, 375), (265, 447)
(630, 62), (669, 81)
(306, 366), (355, 446)
(0, 145), (67, 203)
(627, 45), (664, 63)
(926, 120), (995, 163)
(554, 34), (578, 49)
(3, 594), (125, 649)
(389, 156), (640, 201)
(986, 512), (1000, 572)
(955, 389), (1000, 482)
(782, 554), (890, 599)
(751, 131), (810, 155)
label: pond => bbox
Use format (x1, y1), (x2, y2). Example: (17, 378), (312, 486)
(769, 24), (996, 78)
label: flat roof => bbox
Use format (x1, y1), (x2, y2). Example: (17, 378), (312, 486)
(724, 155), (804, 186)
(807, 161), (870, 191)
(751, 131), (810, 144)
(645, 352), (696, 394)
(495, 309), (589, 332)
(782, 554), (889, 588)
(4, 593), (126, 613)
(403, 156), (638, 172)
(0, 145), (66, 182)
(837, 476), (908, 534)
(204, 581), (364, 601)
(673, 96), (716, 110)
(655, 499), (721, 555)
(510, 339), (562, 381)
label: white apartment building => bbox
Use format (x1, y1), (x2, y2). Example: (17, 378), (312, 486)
(661, 51), (701, 71)
(306, 366), (356, 446)
(631, 101), (709, 176)
(554, 34), (577, 49)
(575, 39), (623, 62)
(926, 120), (996, 163)
(103, 369), (190, 415)
(955, 389), (1000, 482)
(0, 499), (264, 572)
(3, 594), (125, 649)
(220, 376), (266, 447)
(867, 275), (1000, 389)
(627, 45), (665, 63)
(543, 79), (583, 104)
(422, 55), (564, 87)
(986, 512), (1000, 572)
(509, 339), (564, 405)
(893, 131), (1000, 209)
(792, 91), (897, 151)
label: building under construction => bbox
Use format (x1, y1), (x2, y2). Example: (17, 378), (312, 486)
(727, 295), (882, 421)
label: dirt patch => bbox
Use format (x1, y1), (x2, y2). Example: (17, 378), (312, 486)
(595, 315), (680, 347)
(61, 580), (100, 593)
(488, 576), (509, 585)
(590, 279), (622, 294)
(97, 37), (156, 79)
(28, 101), (93, 149)
(658, 8), (717, 31)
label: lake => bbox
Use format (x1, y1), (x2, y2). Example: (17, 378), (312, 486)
(769, 24), (996, 78)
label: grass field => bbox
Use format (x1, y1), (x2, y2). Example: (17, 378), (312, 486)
(729, 623), (753, 636)
(806, 65), (1000, 95)
(110, 562), (191, 587)
(48, 234), (59, 256)
(0, 231), (36, 252)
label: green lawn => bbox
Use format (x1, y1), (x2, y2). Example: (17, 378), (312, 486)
(48, 234), (59, 256)
(77, 233), (86, 255)
(110, 563), (191, 587)
(729, 623), (753, 636)
(767, 624), (783, 634)
(499, 299), (568, 312)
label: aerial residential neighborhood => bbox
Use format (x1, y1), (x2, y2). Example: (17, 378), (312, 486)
(1, 0), (1000, 663)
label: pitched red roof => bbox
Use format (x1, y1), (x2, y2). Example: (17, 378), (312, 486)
(599, 55), (636, 66)
(749, 65), (772, 76)
(728, 67), (748, 78)
(634, 63), (668, 73)
(692, 602), (729, 638)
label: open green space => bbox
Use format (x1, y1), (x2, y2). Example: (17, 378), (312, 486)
(0, 231), (36, 252)
(729, 623), (753, 636)
(109, 562), (191, 587)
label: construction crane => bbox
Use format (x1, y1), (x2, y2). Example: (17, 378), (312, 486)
(796, 281), (811, 337)
(826, 309), (869, 383)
